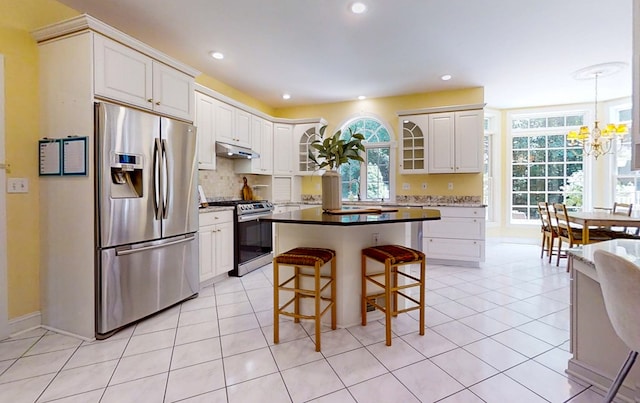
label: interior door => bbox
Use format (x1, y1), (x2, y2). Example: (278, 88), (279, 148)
(160, 116), (198, 237)
(0, 55), (8, 340)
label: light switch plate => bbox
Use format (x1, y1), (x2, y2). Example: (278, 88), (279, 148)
(421, 183), (427, 190)
(402, 183), (410, 190)
(448, 182), (454, 190)
(7, 178), (29, 193)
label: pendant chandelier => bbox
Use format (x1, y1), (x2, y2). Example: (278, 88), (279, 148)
(567, 63), (628, 159)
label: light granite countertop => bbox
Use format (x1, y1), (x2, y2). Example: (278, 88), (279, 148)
(568, 239), (640, 282)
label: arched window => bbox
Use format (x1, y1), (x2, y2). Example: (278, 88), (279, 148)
(339, 117), (394, 201)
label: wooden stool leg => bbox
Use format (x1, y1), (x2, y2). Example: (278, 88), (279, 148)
(392, 265), (398, 317)
(361, 253), (367, 326)
(273, 261), (280, 345)
(331, 256), (337, 330)
(294, 266), (300, 323)
(314, 261), (321, 352)
(384, 260), (392, 346)
(419, 258), (425, 335)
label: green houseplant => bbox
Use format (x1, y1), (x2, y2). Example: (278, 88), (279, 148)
(308, 125), (365, 211)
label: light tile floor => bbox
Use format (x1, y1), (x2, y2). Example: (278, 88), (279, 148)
(0, 242), (612, 402)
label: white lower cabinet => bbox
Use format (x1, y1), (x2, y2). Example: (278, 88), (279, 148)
(199, 210), (234, 283)
(423, 206), (485, 265)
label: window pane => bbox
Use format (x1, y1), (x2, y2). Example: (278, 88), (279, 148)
(548, 179), (564, 191)
(548, 164), (565, 177)
(530, 164), (546, 177)
(566, 115), (584, 126)
(530, 136), (546, 148)
(512, 137), (528, 149)
(567, 148), (583, 161)
(566, 163), (582, 176)
(512, 193), (527, 205)
(512, 119), (529, 129)
(531, 193), (546, 204)
(548, 194), (563, 204)
(548, 134), (566, 148)
(530, 118), (546, 128)
(530, 150), (545, 162)
(530, 179), (545, 191)
(513, 165), (528, 177)
(513, 179), (528, 191)
(618, 109), (632, 121)
(513, 150), (528, 163)
(548, 149), (565, 162)
(548, 116), (565, 127)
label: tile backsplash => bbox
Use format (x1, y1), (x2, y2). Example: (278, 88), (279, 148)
(198, 158), (269, 201)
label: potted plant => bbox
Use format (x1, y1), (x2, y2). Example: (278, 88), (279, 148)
(308, 125), (365, 211)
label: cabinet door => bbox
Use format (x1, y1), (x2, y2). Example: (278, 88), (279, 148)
(454, 110), (483, 173)
(400, 115), (429, 174)
(215, 221), (234, 276)
(94, 34), (153, 110)
(214, 100), (235, 144)
(260, 120), (273, 174)
(152, 62), (194, 121)
(428, 112), (455, 173)
(235, 109), (251, 147)
(195, 92), (216, 170)
(199, 225), (215, 282)
(273, 124), (294, 175)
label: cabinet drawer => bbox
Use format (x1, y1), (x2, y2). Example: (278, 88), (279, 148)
(423, 238), (485, 261)
(427, 206), (485, 218)
(199, 210), (233, 227)
(424, 217), (484, 239)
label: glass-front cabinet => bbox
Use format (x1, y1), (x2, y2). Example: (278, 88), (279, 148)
(400, 115), (429, 174)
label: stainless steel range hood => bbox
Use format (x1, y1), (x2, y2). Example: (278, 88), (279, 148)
(215, 142), (260, 159)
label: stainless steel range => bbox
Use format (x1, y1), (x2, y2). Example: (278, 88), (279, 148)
(208, 200), (274, 276)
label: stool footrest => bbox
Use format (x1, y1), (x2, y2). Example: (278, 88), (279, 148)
(279, 300), (335, 321)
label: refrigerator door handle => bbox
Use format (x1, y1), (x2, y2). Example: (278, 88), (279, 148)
(153, 138), (162, 219)
(161, 139), (170, 219)
(115, 234), (195, 256)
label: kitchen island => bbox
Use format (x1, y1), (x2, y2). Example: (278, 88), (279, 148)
(568, 240), (640, 402)
(261, 206), (441, 327)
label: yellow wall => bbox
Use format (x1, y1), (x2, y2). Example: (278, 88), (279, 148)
(0, 0), (78, 319)
(274, 88), (485, 197)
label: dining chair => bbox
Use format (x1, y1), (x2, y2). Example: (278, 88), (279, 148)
(551, 203), (612, 269)
(592, 250), (640, 402)
(537, 202), (556, 262)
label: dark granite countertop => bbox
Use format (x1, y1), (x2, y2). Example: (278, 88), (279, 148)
(260, 206), (441, 226)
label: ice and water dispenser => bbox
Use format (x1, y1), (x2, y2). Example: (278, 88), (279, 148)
(110, 152), (143, 198)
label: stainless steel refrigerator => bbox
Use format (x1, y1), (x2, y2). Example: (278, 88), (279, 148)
(95, 102), (199, 338)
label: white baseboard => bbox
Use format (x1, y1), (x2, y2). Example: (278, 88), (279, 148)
(8, 311), (41, 337)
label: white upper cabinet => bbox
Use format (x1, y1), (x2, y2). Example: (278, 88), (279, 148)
(399, 115), (429, 174)
(236, 115), (273, 174)
(273, 123), (294, 175)
(195, 92), (216, 170)
(94, 34), (194, 121)
(428, 110), (483, 173)
(215, 102), (251, 148)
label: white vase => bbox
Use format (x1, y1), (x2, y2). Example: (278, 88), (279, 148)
(322, 170), (342, 211)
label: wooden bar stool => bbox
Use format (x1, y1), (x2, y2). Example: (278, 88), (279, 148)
(361, 244), (425, 346)
(273, 247), (336, 352)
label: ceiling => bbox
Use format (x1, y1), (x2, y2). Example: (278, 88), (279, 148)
(55, 0), (633, 109)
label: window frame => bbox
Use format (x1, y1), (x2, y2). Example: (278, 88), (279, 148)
(338, 115), (396, 202)
(507, 106), (591, 225)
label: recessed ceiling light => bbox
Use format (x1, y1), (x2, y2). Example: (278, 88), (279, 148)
(282, 93), (291, 100)
(350, 2), (367, 14)
(210, 51), (224, 60)
(441, 74), (452, 81)
(358, 95), (366, 100)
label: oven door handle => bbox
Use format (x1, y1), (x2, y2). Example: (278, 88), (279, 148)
(237, 212), (274, 222)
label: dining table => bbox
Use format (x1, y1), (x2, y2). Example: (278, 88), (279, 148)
(560, 210), (640, 243)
